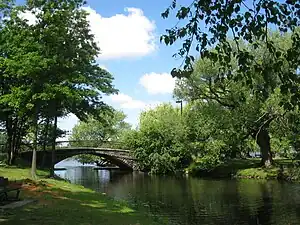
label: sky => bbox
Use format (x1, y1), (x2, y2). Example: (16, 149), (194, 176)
(53, 0), (186, 133)
(16, 0), (189, 136)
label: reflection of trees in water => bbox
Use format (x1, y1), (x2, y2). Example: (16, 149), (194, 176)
(255, 182), (273, 225)
(187, 179), (251, 225)
(265, 182), (300, 224)
(106, 175), (300, 225)
(57, 167), (300, 225)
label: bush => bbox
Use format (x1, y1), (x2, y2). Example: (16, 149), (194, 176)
(125, 104), (190, 174)
(187, 155), (222, 174)
(148, 152), (179, 174)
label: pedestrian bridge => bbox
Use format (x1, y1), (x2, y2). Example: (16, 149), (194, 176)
(18, 141), (137, 170)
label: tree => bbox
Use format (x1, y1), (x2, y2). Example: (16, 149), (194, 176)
(70, 110), (131, 145)
(161, 0), (300, 108)
(0, 0), (117, 178)
(174, 33), (294, 166)
(127, 103), (190, 174)
(0, 1), (43, 165)
(22, 0), (117, 176)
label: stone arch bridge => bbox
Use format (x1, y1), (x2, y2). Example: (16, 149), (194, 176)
(19, 146), (138, 170)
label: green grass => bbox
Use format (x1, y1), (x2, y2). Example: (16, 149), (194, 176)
(188, 158), (300, 181)
(236, 167), (280, 179)
(0, 166), (167, 225)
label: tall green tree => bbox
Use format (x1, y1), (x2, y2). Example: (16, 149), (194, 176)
(0, 0), (117, 178)
(174, 33), (293, 166)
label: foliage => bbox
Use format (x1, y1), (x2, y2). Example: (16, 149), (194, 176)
(188, 155), (222, 174)
(24, 121), (66, 146)
(70, 110), (131, 144)
(69, 110), (131, 164)
(0, 0), (117, 173)
(125, 32), (300, 174)
(161, 0), (300, 108)
(173, 32), (299, 167)
(72, 154), (99, 165)
(125, 103), (190, 174)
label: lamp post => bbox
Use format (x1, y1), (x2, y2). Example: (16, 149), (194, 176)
(176, 100), (183, 116)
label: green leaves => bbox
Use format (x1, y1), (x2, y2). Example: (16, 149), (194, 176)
(162, 0), (300, 107)
(126, 103), (190, 174)
(0, 0), (118, 161)
(69, 110), (131, 144)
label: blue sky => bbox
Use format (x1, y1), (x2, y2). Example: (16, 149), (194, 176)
(16, 0), (188, 135)
(54, 0), (186, 133)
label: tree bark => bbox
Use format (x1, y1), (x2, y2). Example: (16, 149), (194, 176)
(6, 116), (24, 165)
(31, 108), (39, 179)
(6, 117), (14, 165)
(41, 117), (50, 168)
(256, 127), (273, 167)
(50, 114), (57, 177)
(44, 119), (49, 150)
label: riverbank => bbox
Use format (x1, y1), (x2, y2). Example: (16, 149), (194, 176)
(188, 158), (300, 181)
(0, 166), (167, 225)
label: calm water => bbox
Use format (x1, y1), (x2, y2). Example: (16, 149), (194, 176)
(55, 160), (300, 225)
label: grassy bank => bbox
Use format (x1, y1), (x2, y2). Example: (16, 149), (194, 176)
(0, 166), (167, 225)
(188, 158), (300, 181)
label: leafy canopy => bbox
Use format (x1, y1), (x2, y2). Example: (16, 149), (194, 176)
(161, 0), (300, 107)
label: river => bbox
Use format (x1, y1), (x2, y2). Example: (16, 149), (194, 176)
(55, 159), (300, 225)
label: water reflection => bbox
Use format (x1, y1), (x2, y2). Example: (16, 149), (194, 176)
(55, 161), (300, 225)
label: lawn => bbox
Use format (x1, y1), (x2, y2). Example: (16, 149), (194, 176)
(189, 158), (300, 181)
(0, 166), (167, 225)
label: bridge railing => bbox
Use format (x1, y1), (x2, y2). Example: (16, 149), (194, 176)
(55, 140), (128, 149)
(0, 140), (131, 153)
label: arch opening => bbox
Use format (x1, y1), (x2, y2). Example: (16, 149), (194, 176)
(19, 149), (133, 171)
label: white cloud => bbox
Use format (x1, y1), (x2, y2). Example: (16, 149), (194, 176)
(110, 93), (146, 109)
(99, 64), (109, 72)
(110, 93), (161, 111)
(139, 72), (176, 95)
(19, 7), (156, 60)
(83, 6), (156, 60)
(18, 10), (39, 26)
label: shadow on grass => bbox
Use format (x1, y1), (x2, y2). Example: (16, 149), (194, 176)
(197, 159), (262, 178)
(0, 178), (165, 225)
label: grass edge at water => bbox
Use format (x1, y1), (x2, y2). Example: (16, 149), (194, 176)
(0, 166), (169, 225)
(187, 158), (300, 181)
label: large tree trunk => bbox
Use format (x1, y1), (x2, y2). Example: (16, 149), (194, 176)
(41, 117), (50, 168)
(50, 114), (57, 177)
(6, 134), (13, 165)
(31, 108), (39, 179)
(11, 118), (22, 165)
(256, 127), (273, 167)
(6, 117), (14, 165)
(6, 116), (23, 165)
(43, 118), (50, 151)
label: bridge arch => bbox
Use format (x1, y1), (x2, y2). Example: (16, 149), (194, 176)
(19, 148), (136, 170)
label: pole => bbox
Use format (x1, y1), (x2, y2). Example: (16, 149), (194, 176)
(176, 100), (183, 116)
(180, 101), (182, 116)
